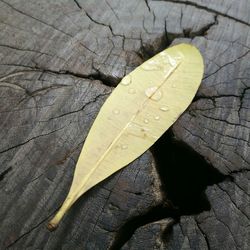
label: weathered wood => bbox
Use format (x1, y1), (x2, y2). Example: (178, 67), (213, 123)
(0, 0), (249, 249)
(123, 172), (250, 249)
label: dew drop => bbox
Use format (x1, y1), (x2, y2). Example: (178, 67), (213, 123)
(163, 68), (172, 79)
(160, 106), (169, 112)
(145, 86), (162, 101)
(168, 55), (177, 67)
(145, 86), (157, 97)
(152, 91), (162, 101)
(113, 109), (120, 115)
(154, 116), (160, 120)
(151, 90), (162, 101)
(160, 53), (177, 67)
(142, 64), (157, 71)
(142, 60), (161, 71)
(121, 75), (131, 86)
(121, 144), (128, 150)
(144, 118), (149, 124)
(128, 88), (136, 94)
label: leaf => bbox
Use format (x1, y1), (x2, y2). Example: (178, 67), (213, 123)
(47, 43), (204, 230)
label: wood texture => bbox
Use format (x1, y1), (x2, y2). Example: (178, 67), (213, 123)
(0, 0), (249, 249)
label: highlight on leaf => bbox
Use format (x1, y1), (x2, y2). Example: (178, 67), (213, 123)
(47, 43), (204, 230)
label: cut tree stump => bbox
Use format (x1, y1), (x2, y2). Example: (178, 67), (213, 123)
(0, 0), (249, 249)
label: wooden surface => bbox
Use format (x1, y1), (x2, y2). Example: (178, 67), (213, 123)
(0, 0), (249, 249)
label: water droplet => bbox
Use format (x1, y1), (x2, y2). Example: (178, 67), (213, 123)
(121, 75), (131, 86)
(142, 60), (161, 71)
(163, 68), (172, 78)
(145, 86), (162, 101)
(113, 109), (120, 115)
(142, 64), (157, 71)
(145, 86), (157, 97)
(128, 88), (136, 94)
(121, 144), (128, 150)
(160, 106), (169, 112)
(144, 119), (149, 124)
(154, 116), (160, 120)
(172, 83), (176, 88)
(152, 91), (162, 101)
(167, 55), (177, 67)
(160, 52), (178, 67)
(148, 60), (158, 65)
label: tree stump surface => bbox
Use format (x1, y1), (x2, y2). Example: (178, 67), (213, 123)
(0, 0), (249, 249)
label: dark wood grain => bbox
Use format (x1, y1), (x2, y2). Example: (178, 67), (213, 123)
(0, 0), (249, 249)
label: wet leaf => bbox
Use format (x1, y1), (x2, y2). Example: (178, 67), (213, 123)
(48, 43), (204, 230)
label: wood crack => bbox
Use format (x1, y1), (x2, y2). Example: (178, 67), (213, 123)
(38, 92), (110, 122)
(0, 125), (68, 154)
(0, 0), (73, 37)
(153, 0), (250, 26)
(6, 208), (60, 248)
(195, 219), (211, 250)
(73, 0), (82, 10)
(0, 66), (116, 87)
(204, 49), (250, 80)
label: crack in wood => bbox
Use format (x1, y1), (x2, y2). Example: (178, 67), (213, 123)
(153, 0), (250, 26)
(0, 124), (68, 154)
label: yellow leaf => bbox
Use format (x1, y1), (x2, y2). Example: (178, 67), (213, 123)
(48, 43), (204, 230)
